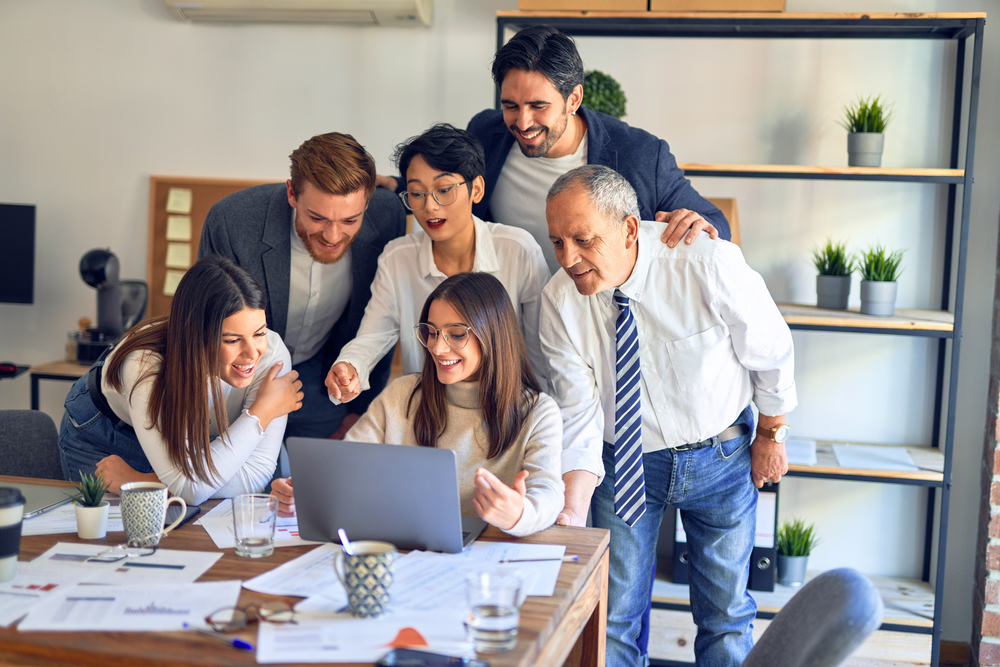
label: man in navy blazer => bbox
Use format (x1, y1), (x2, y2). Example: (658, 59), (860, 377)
(198, 133), (406, 441)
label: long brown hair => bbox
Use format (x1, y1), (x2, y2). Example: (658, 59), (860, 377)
(407, 273), (541, 459)
(105, 256), (267, 483)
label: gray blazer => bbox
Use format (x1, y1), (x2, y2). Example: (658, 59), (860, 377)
(198, 183), (406, 414)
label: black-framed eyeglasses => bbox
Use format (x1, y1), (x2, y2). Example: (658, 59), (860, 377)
(87, 544), (158, 563)
(414, 323), (474, 350)
(205, 601), (296, 632)
(398, 182), (468, 211)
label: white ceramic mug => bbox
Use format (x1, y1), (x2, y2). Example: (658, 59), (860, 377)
(119, 482), (186, 548)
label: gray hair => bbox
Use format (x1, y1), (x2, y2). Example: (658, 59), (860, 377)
(547, 165), (640, 228)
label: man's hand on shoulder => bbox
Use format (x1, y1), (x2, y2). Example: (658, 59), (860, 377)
(656, 209), (719, 248)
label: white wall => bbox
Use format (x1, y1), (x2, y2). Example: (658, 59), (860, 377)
(0, 0), (996, 643)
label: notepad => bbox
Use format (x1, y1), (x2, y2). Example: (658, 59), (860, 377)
(784, 438), (818, 466)
(832, 444), (920, 472)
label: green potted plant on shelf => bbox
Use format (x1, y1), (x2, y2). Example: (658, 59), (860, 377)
(812, 239), (854, 310)
(71, 470), (111, 540)
(857, 243), (905, 317)
(583, 70), (627, 119)
(839, 94), (894, 167)
(776, 518), (820, 587)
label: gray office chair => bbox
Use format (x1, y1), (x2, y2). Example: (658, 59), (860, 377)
(742, 568), (884, 667)
(120, 279), (148, 331)
(0, 410), (64, 480)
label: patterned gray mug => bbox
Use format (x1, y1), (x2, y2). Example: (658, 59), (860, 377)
(334, 541), (396, 618)
(119, 482), (186, 548)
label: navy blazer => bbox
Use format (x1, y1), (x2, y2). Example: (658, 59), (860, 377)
(466, 105), (730, 241)
(197, 183), (406, 415)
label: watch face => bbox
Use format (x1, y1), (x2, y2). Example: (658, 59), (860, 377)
(774, 425), (790, 442)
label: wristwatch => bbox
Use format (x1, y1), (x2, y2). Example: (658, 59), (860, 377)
(757, 423), (790, 444)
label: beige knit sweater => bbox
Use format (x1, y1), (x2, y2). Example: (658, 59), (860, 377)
(345, 374), (564, 537)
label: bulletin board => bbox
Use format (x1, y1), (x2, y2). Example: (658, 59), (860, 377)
(147, 176), (275, 318)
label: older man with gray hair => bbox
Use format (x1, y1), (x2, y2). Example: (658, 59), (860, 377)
(539, 164), (797, 666)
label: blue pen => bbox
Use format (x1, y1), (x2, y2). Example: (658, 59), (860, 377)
(182, 622), (253, 650)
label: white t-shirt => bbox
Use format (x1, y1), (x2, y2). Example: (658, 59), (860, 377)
(489, 132), (588, 274)
(284, 210), (353, 365)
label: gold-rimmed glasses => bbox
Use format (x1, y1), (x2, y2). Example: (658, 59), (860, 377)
(205, 601), (296, 632)
(414, 323), (474, 351)
(398, 181), (468, 211)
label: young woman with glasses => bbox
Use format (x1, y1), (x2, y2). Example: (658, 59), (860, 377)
(57, 255), (304, 506)
(273, 272), (563, 536)
(323, 123), (549, 406)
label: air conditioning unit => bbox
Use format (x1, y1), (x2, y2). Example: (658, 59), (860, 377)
(165, 0), (432, 26)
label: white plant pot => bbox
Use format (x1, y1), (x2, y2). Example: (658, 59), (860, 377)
(847, 132), (885, 167)
(75, 501), (110, 539)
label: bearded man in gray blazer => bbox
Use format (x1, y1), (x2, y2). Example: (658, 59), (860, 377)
(198, 133), (406, 440)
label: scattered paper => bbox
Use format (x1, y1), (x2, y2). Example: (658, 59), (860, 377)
(832, 444), (920, 473)
(21, 498), (123, 536)
(166, 188), (193, 214)
(163, 269), (185, 296)
(165, 242), (192, 269)
(18, 580), (240, 632)
(785, 438), (818, 466)
(256, 611), (469, 664)
(0, 562), (100, 627)
(165, 215), (192, 241)
(244, 543), (344, 602)
(197, 499), (320, 549)
(32, 543), (222, 585)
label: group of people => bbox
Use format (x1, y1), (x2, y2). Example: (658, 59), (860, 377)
(56, 25), (796, 667)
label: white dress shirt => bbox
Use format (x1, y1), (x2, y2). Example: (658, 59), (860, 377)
(103, 329), (292, 505)
(539, 222), (797, 481)
(334, 215), (550, 397)
(284, 211), (352, 365)
(490, 133), (588, 274)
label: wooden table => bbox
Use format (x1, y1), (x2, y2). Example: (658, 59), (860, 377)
(0, 476), (610, 667)
(28, 361), (90, 410)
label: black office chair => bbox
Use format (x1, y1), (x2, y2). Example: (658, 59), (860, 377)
(0, 410), (64, 480)
(119, 279), (148, 331)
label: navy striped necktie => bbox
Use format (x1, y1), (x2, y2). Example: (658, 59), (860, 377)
(614, 289), (646, 527)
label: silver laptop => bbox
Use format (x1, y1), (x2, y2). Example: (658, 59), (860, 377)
(7, 482), (78, 518)
(286, 438), (488, 554)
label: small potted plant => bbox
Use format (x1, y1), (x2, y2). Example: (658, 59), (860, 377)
(857, 243), (905, 317)
(71, 471), (111, 540)
(776, 518), (820, 587)
(583, 70), (627, 119)
(812, 239), (854, 310)
(839, 94), (893, 167)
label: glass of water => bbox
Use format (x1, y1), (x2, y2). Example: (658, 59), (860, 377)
(465, 571), (522, 653)
(233, 494), (277, 558)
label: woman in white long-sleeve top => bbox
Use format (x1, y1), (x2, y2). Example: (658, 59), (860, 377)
(324, 123), (550, 405)
(57, 255), (303, 506)
(274, 272), (564, 537)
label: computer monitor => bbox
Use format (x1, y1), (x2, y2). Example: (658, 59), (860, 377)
(0, 203), (35, 304)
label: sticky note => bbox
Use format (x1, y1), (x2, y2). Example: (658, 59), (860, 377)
(166, 215), (192, 241)
(166, 188), (193, 214)
(165, 243), (192, 269)
(163, 270), (185, 296)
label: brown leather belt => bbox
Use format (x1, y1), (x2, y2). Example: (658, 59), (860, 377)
(673, 424), (746, 451)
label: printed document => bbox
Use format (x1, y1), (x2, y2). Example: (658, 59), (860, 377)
(0, 562), (100, 627)
(22, 498), (123, 536)
(32, 543), (222, 585)
(18, 580), (240, 632)
(832, 444), (920, 472)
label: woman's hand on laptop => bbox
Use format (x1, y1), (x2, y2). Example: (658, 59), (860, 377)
(472, 468), (527, 532)
(325, 362), (361, 402)
(271, 477), (296, 517)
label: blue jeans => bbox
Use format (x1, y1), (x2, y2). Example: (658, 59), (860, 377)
(285, 352), (348, 440)
(58, 375), (153, 482)
(592, 408), (758, 667)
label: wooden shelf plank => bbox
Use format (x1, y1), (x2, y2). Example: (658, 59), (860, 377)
(652, 571), (934, 629)
(787, 439), (944, 483)
(499, 11), (986, 19)
(679, 163), (964, 179)
(777, 303), (954, 332)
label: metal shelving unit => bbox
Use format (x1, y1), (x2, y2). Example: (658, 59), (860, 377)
(496, 11), (985, 667)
